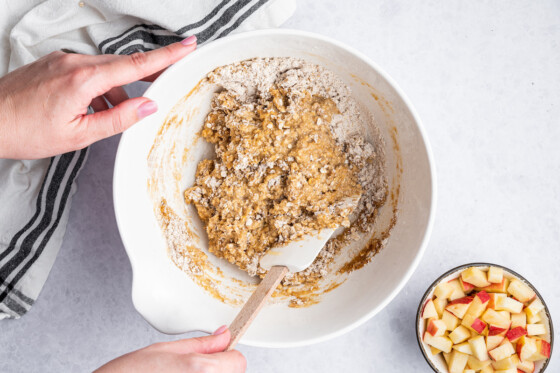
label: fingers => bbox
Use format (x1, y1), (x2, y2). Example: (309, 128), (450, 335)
(96, 35), (197, 92)
(159, 327), (232, 355)
(181, 350), (247, 373)
(79, 97), (157, 143)
(205, 350), (247, 373)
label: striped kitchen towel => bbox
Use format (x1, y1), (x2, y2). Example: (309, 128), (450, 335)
(0, 0), (296, 319)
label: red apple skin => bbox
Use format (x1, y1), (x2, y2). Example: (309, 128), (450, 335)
(460, 277), (475, 293)
(448, 296), (474, 305)
(480, 279), (508, 293)
(471, 318), (487, 334)
(516, 336), (535, 358)
(538, 339), (551, 358)
(476, 291), (490, 304)
(426, 319), (441, 336)
(422, 299), (430, 312)
(488, 325), (507, 336)
(506, 326), (527, 342)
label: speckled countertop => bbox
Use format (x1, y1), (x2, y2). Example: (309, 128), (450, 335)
(1, 1), (559, 372)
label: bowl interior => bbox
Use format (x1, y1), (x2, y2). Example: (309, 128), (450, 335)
(416, 263), (554, 373)
(113, 29), (435, 347)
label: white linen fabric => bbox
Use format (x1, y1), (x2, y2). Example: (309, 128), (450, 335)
(0, 0), (296, 319)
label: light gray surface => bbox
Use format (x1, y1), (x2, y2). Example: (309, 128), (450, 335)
(2, 1), (559, 372)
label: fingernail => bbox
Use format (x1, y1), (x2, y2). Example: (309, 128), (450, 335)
(137, 100), (157, 119)
(213, 325), (228, 335)
(181, 35), (197, 46)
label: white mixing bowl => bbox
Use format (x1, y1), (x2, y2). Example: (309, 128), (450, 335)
(113, 29), (436, 347)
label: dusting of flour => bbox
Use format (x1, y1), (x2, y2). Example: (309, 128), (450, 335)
(161, 58), (388, 303)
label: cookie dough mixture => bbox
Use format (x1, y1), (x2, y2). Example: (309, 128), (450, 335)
(184, 58), (387, 280)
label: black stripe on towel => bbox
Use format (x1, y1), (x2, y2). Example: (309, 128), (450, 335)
(99, 0), (233, 53)
(11, 288), (34, 306)
(0, 152), (76, 280)
(195, 0), (254, 44)
(0, 150), (87, 305)
(0, 158), (55, 263)
(98, 23), (165, 52)
(175, 0), (234, 34)
(102, 0), (256, 55)
(214, 0), (269, 40)
(4, 295), (27, 316)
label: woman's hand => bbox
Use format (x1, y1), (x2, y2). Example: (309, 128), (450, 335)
(0, 36), (197, 159)
(95, 326), (246, 373)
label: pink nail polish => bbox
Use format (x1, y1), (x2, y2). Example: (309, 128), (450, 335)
(181, 35), (197, 46)
(213, 325), (228, 335)
(137, 100), (157, 119)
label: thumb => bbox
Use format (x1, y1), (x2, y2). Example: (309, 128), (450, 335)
(158, 326), (232, 355)
(81, 97), (157, 143)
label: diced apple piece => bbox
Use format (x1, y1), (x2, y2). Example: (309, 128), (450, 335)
(488, 325), (508, 336)
(462, 267), (491, 288)
(481, 278), (509, 293)
(511, 312), (527, 329)
(491, 354), (519, 370)
(477, 290), (491, 303)
(516, 336), (537, 361)
(482, 309), (512, 330)
(422, 299), (438, 319)
(492, 368), (516, 373)
(467, 291), (490, 318)
(507, 279), (535, 303)
(488, 266), (503, 283)
(505, 326), (527, 342)
(487, 334), (505, 350)
(517, 359), (534, 373)
(524, 298), (545, 325)
(442, 310), (460, 331)
(462, 313), (487, 334)
(448, 350), (469, 373)
(463, 370), (475, 373)
(432, 297), (447, 318)
(453, 341), (473, 355)
(446, 296), (474, 319)
(460, 277), (476, 293)
(469, 335), (489, 361)
(527, 323), (546, 336)
(497, 310), (511, 320)
(524, 308), (541, 324)
(489, 340), (515, 361)
(526, 338), (551, 361)
(434, 281), (455, 299)
(488, 294), (506, 310)
(449, 325), (471, 344)
(429, 346), (441, 355)
(443, 351), (452, 365)
(525, 298), (544, 316)
(495, 296), (523, 314)
(448, 279), (467, 301)
(481, 365), (495, 373)
(467, 355), (492, 370)
(427, 318), (447, 336)
(423, 332), (452, 353)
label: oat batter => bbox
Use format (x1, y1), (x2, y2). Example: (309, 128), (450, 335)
(185, 86), (362, 275)
(150, 57), (391, 307)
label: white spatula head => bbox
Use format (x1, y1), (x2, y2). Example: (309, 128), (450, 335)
(259, 193), (362, 273)
(259, 228), (336, 273)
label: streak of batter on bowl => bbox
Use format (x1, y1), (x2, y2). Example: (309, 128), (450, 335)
(148, 57), (400, 308)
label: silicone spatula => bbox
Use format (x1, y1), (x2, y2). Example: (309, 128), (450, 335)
(226, 194), (361, 350)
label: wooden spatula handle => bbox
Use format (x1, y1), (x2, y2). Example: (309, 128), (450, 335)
(226, 265), (288, 351)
